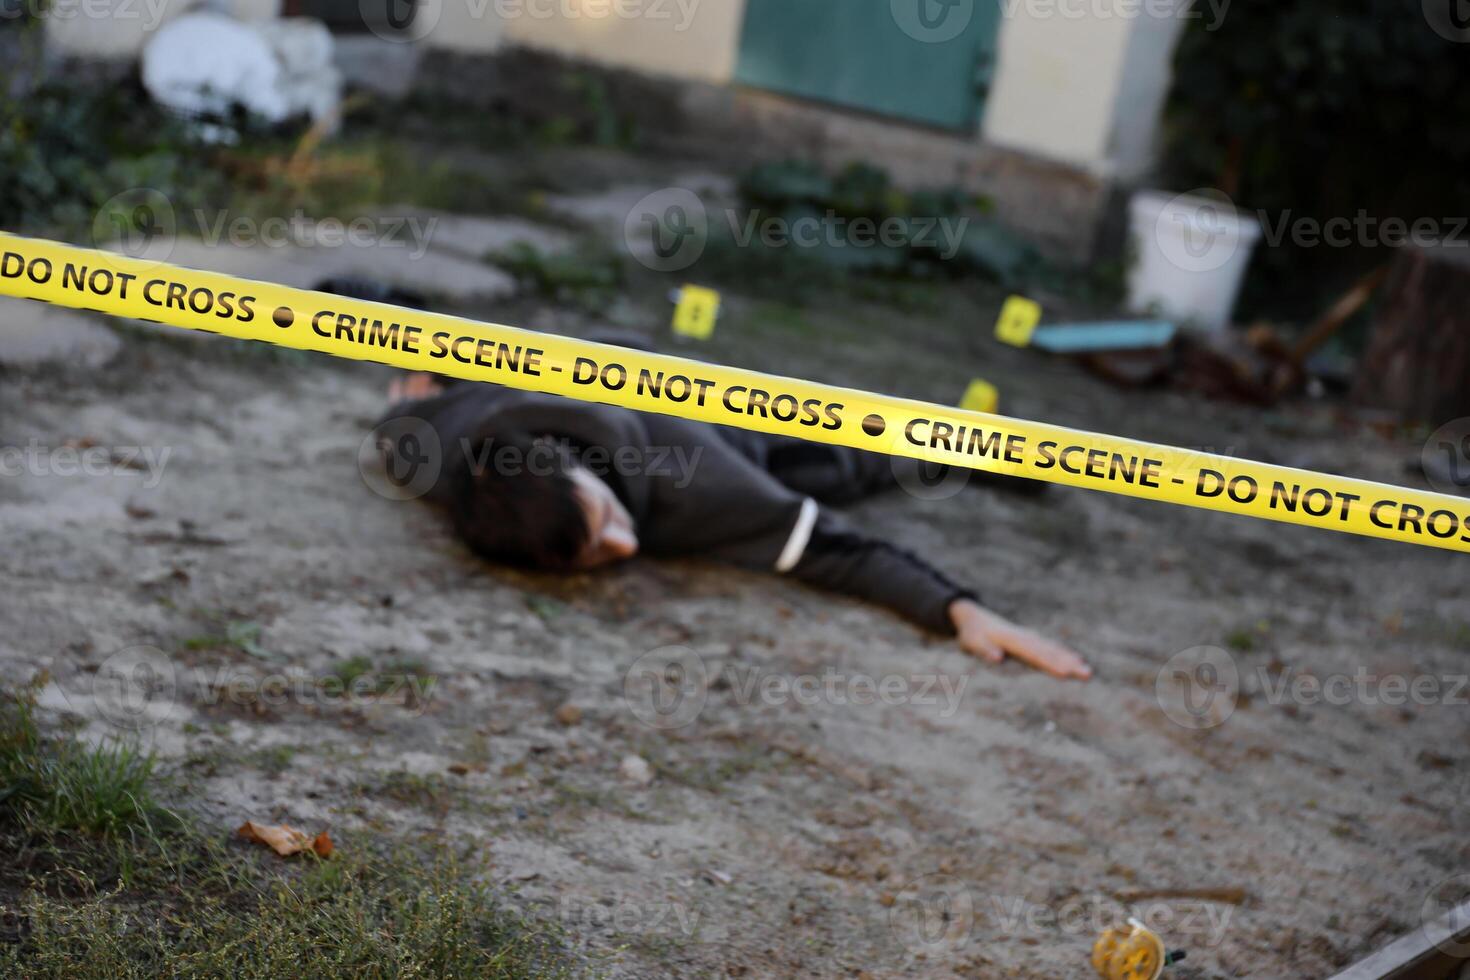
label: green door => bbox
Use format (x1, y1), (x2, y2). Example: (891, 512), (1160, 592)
(734, 0), (1000, 132)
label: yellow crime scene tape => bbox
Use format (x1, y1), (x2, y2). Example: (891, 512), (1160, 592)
(2, 230), (1468, 554)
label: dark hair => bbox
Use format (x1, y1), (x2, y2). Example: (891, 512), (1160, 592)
(448, 429), (589, 571)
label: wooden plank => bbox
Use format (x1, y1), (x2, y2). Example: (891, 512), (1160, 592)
(1328, 902), (1470, 980)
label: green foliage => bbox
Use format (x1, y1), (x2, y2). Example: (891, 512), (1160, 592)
(0, 82), (226, 236)
(1162, 0), (1470, 320)
(491, 241), (624, 310)
(552, 71), (639, 149)
(0, 840), (571, 979)
(0, 687), (167, 838)
(0, 685), (569, 978)
(726, 159), (1035, 290)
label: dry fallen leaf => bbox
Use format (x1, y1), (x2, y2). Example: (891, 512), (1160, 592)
(237, 820), (333, 858)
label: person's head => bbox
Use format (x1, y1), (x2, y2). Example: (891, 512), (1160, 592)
(449, 430), (638, 572)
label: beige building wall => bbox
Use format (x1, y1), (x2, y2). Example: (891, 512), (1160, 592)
(982, 6), (1135, 174)
(983, 0), (1189, 179)
(427, 0), (508, 53)
(494, 0), (746, 83)
(44, 0), (191, 57)
(45, 0), (1182, 180)
(477, 0), (1182, 176)
(45, 0), (281, 57)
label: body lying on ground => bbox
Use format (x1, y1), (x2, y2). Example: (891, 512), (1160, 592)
(373, 351), (1091, 681)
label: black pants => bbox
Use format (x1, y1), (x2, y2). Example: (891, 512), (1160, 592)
(714, 427), (957, 507)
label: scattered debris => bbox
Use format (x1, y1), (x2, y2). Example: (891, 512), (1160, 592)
(1092, 916), (1186, 980)
(554, 702), (583, 727)
(618, 754), (654, 786)
(142, 14), (342, 132)
(1030, 321), (1177, 354)
(1270, 265), (1389, 396)
(237, 820), (333, 858)
(699, 868), (733, 886)
(1112, 886), (1248, 906)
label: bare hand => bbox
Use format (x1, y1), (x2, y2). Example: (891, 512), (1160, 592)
(948, 599), (1092, 681)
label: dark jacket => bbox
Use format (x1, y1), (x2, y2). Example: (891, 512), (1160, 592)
(378, 381), (975, 635)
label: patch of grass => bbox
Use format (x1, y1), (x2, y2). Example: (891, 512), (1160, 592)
(330, 655), (375, 687)
(250, 745), (297, 778)
(353, 770), (459, 812)
(0, 836), (574, 979)
(1226, 619), (1272, 653)
(0, 685), (573, 978)
(181, 617), (272, 659)
(491, 241), (624, 312)
(1225, 628), (1257, 653)
(328, 656), (435, 699)
(0, 688), (169, 839)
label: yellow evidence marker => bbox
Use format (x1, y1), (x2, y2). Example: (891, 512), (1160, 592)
(959, 379), (999, 415)
(672, 284), (721, 340)
(995, 294), (1042, 347)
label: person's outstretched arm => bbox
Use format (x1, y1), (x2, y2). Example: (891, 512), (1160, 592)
(786, 511), (1091, 681)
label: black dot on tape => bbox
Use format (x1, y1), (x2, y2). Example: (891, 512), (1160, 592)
(861, 414), (886, 437)
(272, 306), (295, 328)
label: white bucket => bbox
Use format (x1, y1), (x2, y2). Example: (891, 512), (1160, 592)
(1126, 190), (1261, 333)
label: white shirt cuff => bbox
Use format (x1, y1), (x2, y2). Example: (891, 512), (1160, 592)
(774, 497), (819, 573)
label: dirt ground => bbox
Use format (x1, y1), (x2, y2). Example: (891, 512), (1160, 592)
(2, 158), (1468, 978)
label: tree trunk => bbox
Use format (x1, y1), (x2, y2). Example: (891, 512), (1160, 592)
(1352, 243), (1470, 428)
